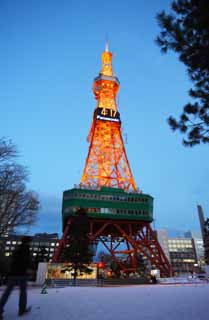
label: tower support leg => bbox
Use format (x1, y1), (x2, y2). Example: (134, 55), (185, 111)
(53, 218), (172, 277)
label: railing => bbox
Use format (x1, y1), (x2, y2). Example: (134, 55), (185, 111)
(46, 276), (209, 288)
(46, 277), (150, 288)
(73, 184), (144, 194)
(158, 276), (209, 284)
(46, 278), (98, 287)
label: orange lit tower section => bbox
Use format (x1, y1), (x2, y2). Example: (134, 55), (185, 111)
(80, 44), (137, 191)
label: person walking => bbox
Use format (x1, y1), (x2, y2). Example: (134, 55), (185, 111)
(0, 236), (32, 319)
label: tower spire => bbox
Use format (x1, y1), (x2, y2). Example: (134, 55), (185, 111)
(105, 39), (109, 52)
(80, 48), (137, 191)
(101, 44), (113, 77)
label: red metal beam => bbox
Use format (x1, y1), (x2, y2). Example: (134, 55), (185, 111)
(53, 217), (172, 277)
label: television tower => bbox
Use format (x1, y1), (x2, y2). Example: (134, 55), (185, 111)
(53, 45), (172, 277)
(80, 44), (137, 191)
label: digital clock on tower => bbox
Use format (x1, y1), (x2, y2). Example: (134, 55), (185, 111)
(95, 107), (120, 122)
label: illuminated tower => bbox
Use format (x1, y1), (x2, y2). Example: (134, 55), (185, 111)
(80, 44), (136, 191)
(53, 46), (172, 278)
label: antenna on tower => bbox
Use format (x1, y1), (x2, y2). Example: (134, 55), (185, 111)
(105, 34), (109, 52)
(105, 41), (109, 52)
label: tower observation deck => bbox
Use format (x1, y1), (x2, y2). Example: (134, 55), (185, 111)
(53, 46), (172, 277)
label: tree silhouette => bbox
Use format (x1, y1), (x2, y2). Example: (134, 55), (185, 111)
(0, 138), (39, 235)
(61, 209), (93, 282)
(156, 0), (209, 146)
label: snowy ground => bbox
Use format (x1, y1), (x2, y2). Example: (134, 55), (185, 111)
(1, 283), (209, 320)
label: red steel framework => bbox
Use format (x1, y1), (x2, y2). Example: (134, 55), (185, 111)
(53, 217), (172, 277)
(53, 45), (172, 277)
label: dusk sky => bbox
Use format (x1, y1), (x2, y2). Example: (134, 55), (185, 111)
(1, 0), (208, 236)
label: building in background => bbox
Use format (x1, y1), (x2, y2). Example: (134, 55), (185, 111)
(0, 232), (60, 273)
(168, 237), (196, 274)
(157, 230), (204, 275)
(184, 230), (205, 269)
(156, 229), (170, 260)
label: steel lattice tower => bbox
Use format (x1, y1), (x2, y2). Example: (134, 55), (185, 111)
(52, 45), (172, 277)
(80, 44), (136, 191)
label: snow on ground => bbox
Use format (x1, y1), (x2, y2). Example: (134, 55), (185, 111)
(1, 283), (209, 320)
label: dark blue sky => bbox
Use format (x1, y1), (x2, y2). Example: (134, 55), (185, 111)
(1, 0), (208, 235)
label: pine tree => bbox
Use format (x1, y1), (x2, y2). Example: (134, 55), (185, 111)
(203, 218), (209, 264)
(61, 209), (93, 283)
(156, 0), (209, 146)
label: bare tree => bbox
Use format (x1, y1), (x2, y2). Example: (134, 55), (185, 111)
(0, 138), (39, 235)
(0, 138), (17, 161)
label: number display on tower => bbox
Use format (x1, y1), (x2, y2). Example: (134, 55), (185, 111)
(95, 107), (120, 122)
